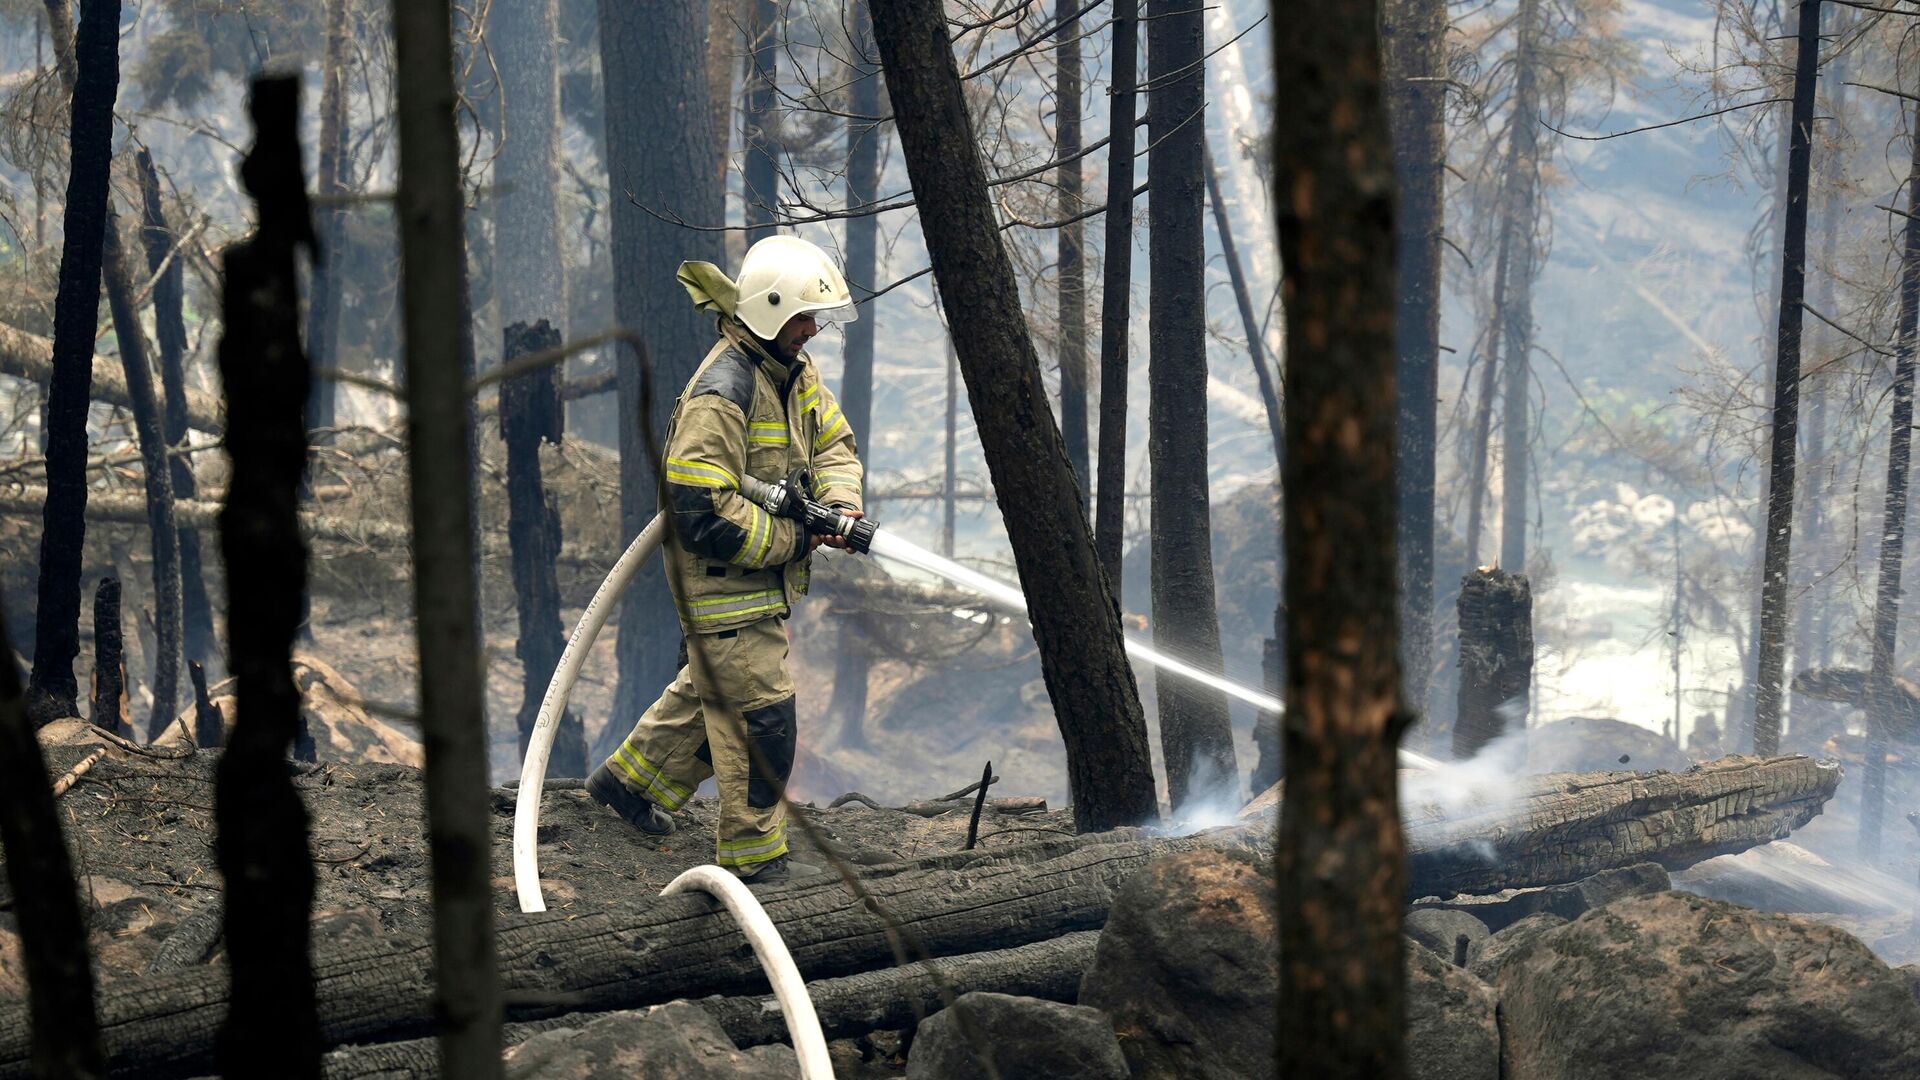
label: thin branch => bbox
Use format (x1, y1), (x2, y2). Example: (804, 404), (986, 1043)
(467, 328), (636, 394)
(1542, 97), (1793, 141)
(1803, 300), (1896, 358)
(1846, 80), (1920, 104)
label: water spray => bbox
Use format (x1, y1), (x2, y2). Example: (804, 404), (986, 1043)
(514, 487), (1436, 912)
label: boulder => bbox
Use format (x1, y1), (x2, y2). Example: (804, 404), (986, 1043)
(1430, 862), (1670, 933)
(1523, 716), (1693, 774)
(1466, 913), (1566, 984)
(1404, 907), (1489, 963)
(1406, 945), (1499, 1080)
(1496, 891), (1920, 1079)
(903, 992), (1126, 1080)
(1079, 849), (1277, 1079)
(503, 1001), (797, 1079)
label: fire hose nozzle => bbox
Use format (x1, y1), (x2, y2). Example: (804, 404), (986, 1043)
(741, 474), (876, 554)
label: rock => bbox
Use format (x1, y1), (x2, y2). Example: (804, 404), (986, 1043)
(503, 1001), (797, 1079)
(903, 992), (1127, 1080)
(1078, 849), (1277, 1079)
(1899, 964), (1920, 1005)
(1523, 716), (1693, 774)
(1466, 913), (1566, 984)
(1674, 842), (1906, 918)
(1496, 891), (1920, 1079)
(1429, 862), (1671, 933)
(1404, 907), (1489, 963)
(1406, 944), (1499, 1080)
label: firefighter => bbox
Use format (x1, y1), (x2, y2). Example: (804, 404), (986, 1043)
(585, 235), (865, 885)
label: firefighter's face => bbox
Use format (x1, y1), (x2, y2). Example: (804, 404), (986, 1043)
(771, 313), (818, 360)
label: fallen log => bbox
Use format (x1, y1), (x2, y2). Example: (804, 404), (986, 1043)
(318, 933), (1099, 1078)
(1791, 668), (1920, 742)
(0, 486), (412, 549)
(0, 755), (1835, 1078)
(0, 321), (223, 434)
(1402, 754), (1839, 899)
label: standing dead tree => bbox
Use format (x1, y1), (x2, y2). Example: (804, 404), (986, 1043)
(1270, 0), (1410, 1073)
(1094, 0), (1141, 595)
(305, 0), (351, 436)
(394, 2), (503, 1073)
(0, 597), (105, 1078)
(90, 576), (128, 737)
(743, 0), (782, 240)
(1146, 0), (1237, 811)
(1752, 0), (1823, 756)
(1056, 0), (1090, 500)
(869, 0), (1160, 832)
(1860, 105), (1920, 862)
(27, 0), (120, 727)
(503, 321), (585, 778)
(211, 76), (323, 1079)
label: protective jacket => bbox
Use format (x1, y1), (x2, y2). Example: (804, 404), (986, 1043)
(662, 321), (864, 635)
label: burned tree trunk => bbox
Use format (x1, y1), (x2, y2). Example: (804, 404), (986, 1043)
(502, 321), (584, 777)
(90, 575), (129, 737)
(1270, 0), (1409, 1071)
(305, 0), (350, 436)
(943, 335), (958, 558)
(27, 0), (120, 727)
(1496, 0), (1544, 576)
(0, 597), (105, 1077)
(1056, 0), (1090, 500)
(1453, 568), (1532, 759)
(1093, 0), (1140, 595)
(392, 3), (505, 1072)
(1752, 0), (1823, 755)
(101, 212), (183, 738)
(211, 76), (322, 1079)
(188, 660), (221, 748)
(1860, 109), (1920, 862)
(1146, 0), (1236, 811)
(1203, 139), (1283, 469)
(137, 150), (218, 670)
(868, 0), (1159, 831)
(742, 0), (781, 241)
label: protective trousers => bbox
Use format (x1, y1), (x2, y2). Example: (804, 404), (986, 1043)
(602, 615), (797, 869)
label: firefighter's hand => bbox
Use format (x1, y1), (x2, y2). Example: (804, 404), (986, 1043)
(812, 508), (864, 551)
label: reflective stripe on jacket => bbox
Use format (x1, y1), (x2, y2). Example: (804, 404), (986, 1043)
(660, 323), (865, 634)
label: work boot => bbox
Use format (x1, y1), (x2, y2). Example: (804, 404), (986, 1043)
(586, 761), (676, 836)
(734, 855), (822, 888)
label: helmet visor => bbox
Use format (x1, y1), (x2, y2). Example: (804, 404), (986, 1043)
(801, 297), (859, 328)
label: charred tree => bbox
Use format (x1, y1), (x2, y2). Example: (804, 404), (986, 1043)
(305, 0), (350, 436)
(1093, 0), (1140, 595)
(1202, 140), (1283, 471)
(136, 150), (218, 670)
(0, 596), (105, 1078)
(89, 575), (129, 737)
(101, 212), (182, 737)
(1383, 0), (1446, 716)
(943, 334), (958, 558)
(600, 0), (726, 753)
(1497, 0), (1543, 575)
(502, 321), (585, 777)
(1860, 116), (1920, 862)
(393, 6), (504, 1073)
(1146, 0), (1236, 810)
(1752, 0), (1823, 756)
(1056, 0), (1090, 501)
(189, 659), (222, 748)
(742, 0), (781, 241)
(707, 0), (737, 186)
(868, 0), (1159, 831)
(1453, 568), (1532, 759)
(27, 0), (120, 727)
(829, 0), (887, 746)
(211, 76), (322, 1079)
(1270, 0), (1410, 1071)
(491, 0), (568, 333)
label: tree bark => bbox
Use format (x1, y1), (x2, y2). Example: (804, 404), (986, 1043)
(1146, 0), (1236, 811)
(1383, 0), (1446, 718)
(1497, 0), (1543, 576)
(392, 5), (504, 1073)
(943, 334), (958, 557)
(599, 0), (725, 756)
(27, 0), (120, 728)
(101, 211), (183, 737)
(502, 321), (585, 778)
(212, 75), (323, 1080)
(305, 0), (350, 437)
(1860, 110), (1920, 862)
(1093, 0), (1140, 597)
(1453, 568), (1531, 758)
(1056, 0), (1090, 502)
(1270, 0), (1409, 1071)
(136, 150), (218, 670)
(0, 322), (224, 435)
(490, 0), (568, 333)
(1203, 140), (1283, 471)
(868, 0), (1159, 832)
(1752, 0), (1823, 756)
(89, 575), (129, 737)
(189, 659), (222, 748)
(0, 598), (105, 1078)
(829, 0), (887, 746)
(706, 0), (736, 186)
(742, 0), (780, 241)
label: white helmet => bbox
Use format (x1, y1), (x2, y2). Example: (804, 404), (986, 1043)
(732, 235), (858, 340)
